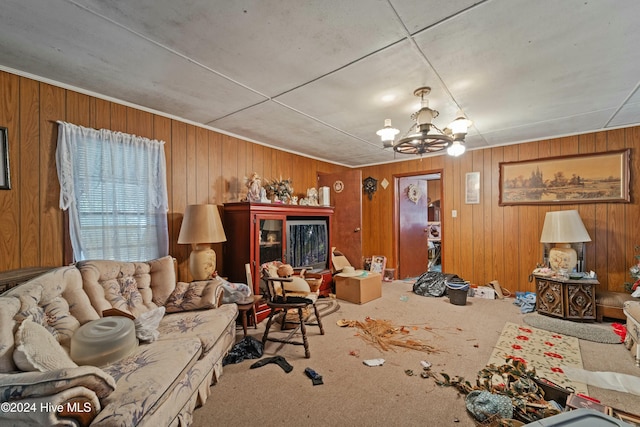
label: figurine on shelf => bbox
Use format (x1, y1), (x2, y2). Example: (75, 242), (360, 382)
(259, 187), (269, 203)
(306, 188), (319, 206)
(245, 172), (262, 203)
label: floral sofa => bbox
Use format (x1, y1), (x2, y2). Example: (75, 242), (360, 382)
(623, 299), (640, 367)
(0, 256), (238, 426)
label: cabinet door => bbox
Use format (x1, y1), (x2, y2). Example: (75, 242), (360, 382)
(251, 215), (285, 292)
(536, 279), (565, 318)
(257, 216), (285, 266)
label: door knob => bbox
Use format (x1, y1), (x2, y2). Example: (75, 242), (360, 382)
(354, 227), (361, 232)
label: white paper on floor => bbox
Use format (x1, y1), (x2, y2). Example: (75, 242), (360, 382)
(562, 366), (640, 396)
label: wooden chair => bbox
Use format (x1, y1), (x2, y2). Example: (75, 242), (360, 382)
(260, 267), (324, 358)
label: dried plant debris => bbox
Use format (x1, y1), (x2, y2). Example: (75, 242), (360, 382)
(426, 357), (561, 424)
(338, 317), (439, 353)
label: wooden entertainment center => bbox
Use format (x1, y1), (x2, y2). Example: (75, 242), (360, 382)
(223, 202), (334, 321)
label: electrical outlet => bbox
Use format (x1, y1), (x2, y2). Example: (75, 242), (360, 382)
(452, 210), (457, 218)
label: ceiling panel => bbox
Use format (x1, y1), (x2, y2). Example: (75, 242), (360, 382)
(0, 0), (267, 123)
(608, 89), (640, 128)
(78, 0), (409, 97)
(210, 101), (395, 166)
(0, 0), (639, 167)
(274, 39), (461, 145)
(412, 0), (640, 137)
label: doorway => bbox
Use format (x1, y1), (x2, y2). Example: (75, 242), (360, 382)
(395, 172), (442, 279)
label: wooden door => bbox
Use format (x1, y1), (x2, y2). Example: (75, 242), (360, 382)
(318, 170), (362, 269)
(397, 175), (432, 278)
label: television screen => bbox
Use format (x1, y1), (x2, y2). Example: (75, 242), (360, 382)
(286, 219), (328, 271)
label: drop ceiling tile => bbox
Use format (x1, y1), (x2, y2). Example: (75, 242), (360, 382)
(211, 100), (395, 166)
(0, 0), (266, 123)
(390, 0), (486, 34)
(275, 40), (462, 145)
(480, 109), (617, 147)
(412, 0), (640, 137)
(607, 88), (640, 128)
(78, 0), (409, 97)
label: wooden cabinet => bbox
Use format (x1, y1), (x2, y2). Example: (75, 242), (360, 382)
(534, 275), (598, 321)
(223, 203), (334, 321)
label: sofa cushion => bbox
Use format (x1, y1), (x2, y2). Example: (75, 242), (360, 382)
(158, 304), (238, 356)
(77, 257), (177, 318)
(0, 365), (115, 400)
(93, 337), (202, 426)
(13, 318), (77, 372)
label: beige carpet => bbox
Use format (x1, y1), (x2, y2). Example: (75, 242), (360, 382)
(192, 280), (640, 427)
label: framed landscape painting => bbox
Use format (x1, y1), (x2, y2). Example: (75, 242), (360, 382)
(499, 149), (630, 205)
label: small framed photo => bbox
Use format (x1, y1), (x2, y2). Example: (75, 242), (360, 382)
(0, 127), (10, 190)
(427, 222), (441, 241)
(465, 171), (480, 204)
(369, 255), (387, 274)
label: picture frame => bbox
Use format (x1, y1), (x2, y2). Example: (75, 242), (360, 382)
(369, 255), (386, 274)
(499, 149), (630, 206)
(0, 127), (10, 190)
(465, 171), (480, 204)
(427, 221), (441, 241)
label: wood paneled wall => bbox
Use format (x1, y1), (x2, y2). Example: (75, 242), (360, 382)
(360, 128), (640, 293)
(1, 69), (638, 293)
(0, 70), (346, 281)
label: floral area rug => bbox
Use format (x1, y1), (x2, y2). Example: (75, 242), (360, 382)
(488, 322), (588, 395)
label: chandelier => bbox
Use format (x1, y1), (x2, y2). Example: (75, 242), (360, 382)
(377, 87), (472, 157)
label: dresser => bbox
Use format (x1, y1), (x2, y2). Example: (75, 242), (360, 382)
(534, 274), (598, 321)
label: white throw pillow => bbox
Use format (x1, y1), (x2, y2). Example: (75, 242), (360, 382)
(13, 318), (78, 372)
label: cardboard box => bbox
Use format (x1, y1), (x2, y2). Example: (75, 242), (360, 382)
(335, 273), (382, 304)
(473, 286), (496, 299)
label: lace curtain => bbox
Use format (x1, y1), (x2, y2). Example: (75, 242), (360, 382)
(56, 121), (169, 262)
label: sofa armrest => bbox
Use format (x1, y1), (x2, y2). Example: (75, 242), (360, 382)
(0, 385), (100, 427)
(164, 278), (225, 313)
(0, 365), (115, 401)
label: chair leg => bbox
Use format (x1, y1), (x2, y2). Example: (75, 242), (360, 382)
(262, 309), (277, 346)
(280, 308), (288, 330)
(298, 307), (310, 358)
(313, 304), (325, 335)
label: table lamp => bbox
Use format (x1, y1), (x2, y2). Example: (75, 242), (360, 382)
(540, 210), (591, 272)
(262, 219), (280, 243)
(178, 204), (227, 280)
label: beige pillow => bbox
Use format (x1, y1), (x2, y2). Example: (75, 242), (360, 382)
(13, 318), (78, 372)
(165, 280), (220, 313)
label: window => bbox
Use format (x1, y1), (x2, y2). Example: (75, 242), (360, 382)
(56, 122), (169, 262)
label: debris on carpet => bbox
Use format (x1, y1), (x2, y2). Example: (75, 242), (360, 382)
(425, 357), (562, 424)
(337, 317), (440, 353)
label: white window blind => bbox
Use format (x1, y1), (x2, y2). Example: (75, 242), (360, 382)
(56, 121), (169, 262)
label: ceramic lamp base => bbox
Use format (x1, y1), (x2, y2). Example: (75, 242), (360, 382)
(189, 244), (216, 280)
(549, 244), (577, 272)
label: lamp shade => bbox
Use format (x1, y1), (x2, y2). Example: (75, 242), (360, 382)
(540, 210), (591, 244)
(540, 210), (591, 272)
(178, 204), (226, 281)
(178, 204), (227, 244)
